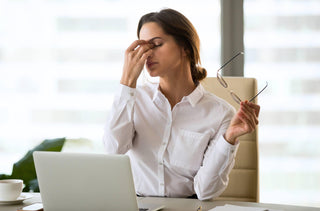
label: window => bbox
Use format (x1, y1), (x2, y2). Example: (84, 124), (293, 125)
(244, 0), (320, 207)
(0, 1), (220, 174)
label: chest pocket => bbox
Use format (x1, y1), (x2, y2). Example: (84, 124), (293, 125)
(169, 129), (211, 171)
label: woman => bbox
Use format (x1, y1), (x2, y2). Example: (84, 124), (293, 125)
(103, 8), (260, 200)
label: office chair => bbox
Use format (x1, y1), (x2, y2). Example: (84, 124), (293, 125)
(201, 77), (259, 202)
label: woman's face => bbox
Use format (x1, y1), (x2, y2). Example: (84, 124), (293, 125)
(139, 22), (187, 78)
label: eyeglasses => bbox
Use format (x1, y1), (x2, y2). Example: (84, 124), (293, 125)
(217, 52), (268, 104)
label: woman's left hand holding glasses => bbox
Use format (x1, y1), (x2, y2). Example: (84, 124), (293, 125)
(224, 101), (260, 145)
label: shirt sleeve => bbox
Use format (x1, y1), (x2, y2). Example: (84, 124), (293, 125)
(103, 84), (136, 154)
(194, 107), (239, 200)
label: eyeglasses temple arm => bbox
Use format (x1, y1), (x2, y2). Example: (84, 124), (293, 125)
(249, 82), (268, 102)
(217, 52), (244, 73)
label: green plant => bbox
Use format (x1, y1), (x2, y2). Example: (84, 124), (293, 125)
(0, 137), (66, 192)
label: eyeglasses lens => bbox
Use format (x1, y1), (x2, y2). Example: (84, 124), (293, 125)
(217, 73), (228, 88)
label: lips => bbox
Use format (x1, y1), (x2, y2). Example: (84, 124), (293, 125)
(146, 60), (158, 68)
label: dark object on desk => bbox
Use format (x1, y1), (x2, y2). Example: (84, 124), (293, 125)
(0, 137), (66, 192)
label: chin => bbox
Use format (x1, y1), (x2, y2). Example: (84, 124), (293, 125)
(146, 69), (158, 77)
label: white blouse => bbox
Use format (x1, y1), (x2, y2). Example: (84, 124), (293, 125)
(103, 82), (239, 200)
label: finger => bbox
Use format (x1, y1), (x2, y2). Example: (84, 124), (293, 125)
(247, 101), (260, 117)
(241, 101), (255, 118)
(134, 48), (153, 67)
(240, 105), (256, 130)
(241, 101), (254, 113)
(237, 111), (255, 133)
(140, 48), (153, 61)
(135, 43), (154, 60)
(241, 102), (259, 125)
(126, 40), (148, 53)
(242, 101), (259, 121)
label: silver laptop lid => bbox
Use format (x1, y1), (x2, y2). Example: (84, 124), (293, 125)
(33, 151), (139, 211)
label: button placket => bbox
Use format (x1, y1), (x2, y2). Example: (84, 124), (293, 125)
(158, 114), (172, 196)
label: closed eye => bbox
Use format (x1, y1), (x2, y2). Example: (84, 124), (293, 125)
(153, 43), (162, 48)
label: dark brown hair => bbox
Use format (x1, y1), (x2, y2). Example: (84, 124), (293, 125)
(137, 8), (207, 85)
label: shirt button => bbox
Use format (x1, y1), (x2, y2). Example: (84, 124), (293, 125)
(160, 183), (164, 186)
(159, 161), (163, 165)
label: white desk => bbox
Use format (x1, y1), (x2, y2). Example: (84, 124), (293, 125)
(1, 193), (319, 211)
(139, 196), (320, 211)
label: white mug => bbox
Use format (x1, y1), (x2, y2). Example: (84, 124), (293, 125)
(0, 179), (24, 201)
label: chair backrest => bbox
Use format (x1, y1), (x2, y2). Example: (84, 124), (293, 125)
(201, 77), (259, 202)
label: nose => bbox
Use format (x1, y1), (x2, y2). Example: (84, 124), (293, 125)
(147, 51), (154, 60)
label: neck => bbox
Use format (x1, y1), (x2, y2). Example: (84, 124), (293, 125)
(159, 66), (196, 109)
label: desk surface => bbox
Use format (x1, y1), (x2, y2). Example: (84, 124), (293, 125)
(1, 193), (319, 211)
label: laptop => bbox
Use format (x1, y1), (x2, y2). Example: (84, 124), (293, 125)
(33, 151), (164, 211)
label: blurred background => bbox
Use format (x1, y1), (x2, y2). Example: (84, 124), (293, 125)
(0, 0), (319, 207)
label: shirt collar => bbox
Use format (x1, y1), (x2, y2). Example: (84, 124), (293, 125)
(152, 83), (204, 107)
(152, 83), (163, 102)
(185, 84), (204, 107)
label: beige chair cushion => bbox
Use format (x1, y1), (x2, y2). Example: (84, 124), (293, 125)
(201, 77), (259, 202)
